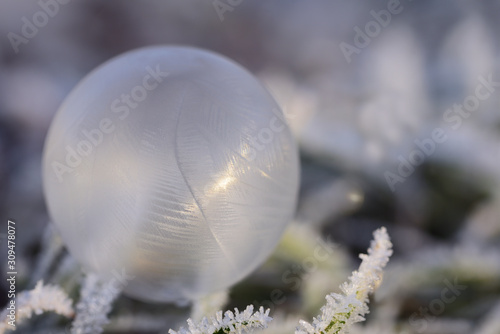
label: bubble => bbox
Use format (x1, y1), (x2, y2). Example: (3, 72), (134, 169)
(42, 46), (299, 303)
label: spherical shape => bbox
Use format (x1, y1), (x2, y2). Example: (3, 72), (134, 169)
(42, 46), (299, 303)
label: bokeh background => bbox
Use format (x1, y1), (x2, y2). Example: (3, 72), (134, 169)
(1, 0), (500, 333)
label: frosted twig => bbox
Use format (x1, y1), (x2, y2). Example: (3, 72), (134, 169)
(296, 227), (393, 334)
(0, 280), (74, 334)
(169, 305), (272, 334)
(71, 273), (121, 334)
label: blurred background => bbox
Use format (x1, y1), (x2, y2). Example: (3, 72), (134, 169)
(1, 0), (500, 333)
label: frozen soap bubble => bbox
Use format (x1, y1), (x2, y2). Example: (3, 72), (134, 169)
(42, 46), (299, 303)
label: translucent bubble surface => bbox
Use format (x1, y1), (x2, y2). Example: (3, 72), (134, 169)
(42, 46), (299, 303)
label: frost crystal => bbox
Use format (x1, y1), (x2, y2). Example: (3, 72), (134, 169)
(71, 273), (121, 334)
(296, 227), (393, 334)
(169, 305), (272, 334)
(0, 280), (74, 334)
